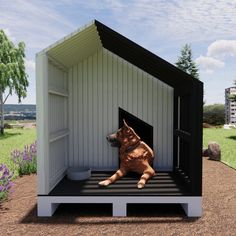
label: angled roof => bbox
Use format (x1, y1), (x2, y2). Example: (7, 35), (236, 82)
(38, 19), (202, 89)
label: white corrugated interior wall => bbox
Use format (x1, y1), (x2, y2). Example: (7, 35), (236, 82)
(48, 61), (69, 190)
(68, 48), (173, 171)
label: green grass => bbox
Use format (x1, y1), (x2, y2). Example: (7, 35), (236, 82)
(0, 127), (235, 177)
(0, 128), (36, 177)
(203, 128), (236, 169)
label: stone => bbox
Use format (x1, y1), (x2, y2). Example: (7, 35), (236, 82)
(207, 142), (221, 161)
(202, 148), (209, 157)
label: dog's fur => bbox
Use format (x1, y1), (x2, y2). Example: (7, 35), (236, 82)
(98, 120), (155, 189)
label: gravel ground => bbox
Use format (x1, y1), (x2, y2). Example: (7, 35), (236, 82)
(0, 158), (236, 236)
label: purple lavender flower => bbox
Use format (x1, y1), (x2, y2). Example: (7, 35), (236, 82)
(10, 141), (37, 176)
(5, 182), (13, 190)
(3, 169), (9, 176)
(11, 149), (22, 164)
(23, 152), (29, 161)
(0, 163), (13, 200)
(0, 170), (10, 180)
(30, 142), (37, 155)
(0, 164), (6, 171)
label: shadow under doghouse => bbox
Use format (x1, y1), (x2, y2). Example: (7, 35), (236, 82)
(20, 203), (199, 225)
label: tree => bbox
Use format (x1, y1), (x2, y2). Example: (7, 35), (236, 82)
(203, 104), (225, 125)
(229, 80), (236, 102)
(175, 44), (199, 79)
(0, 30), (28, 134)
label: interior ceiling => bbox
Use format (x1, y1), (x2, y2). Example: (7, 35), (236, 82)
(47, 22), (102, 68)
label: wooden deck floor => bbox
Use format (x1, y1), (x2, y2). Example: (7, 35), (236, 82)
(46, 172), (190, 196)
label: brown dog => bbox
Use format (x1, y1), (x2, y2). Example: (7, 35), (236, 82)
(98, 120), (155, 188)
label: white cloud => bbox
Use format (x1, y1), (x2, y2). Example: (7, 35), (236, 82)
(25, 59), (35, 71)
(207, 40), (236, 58)
(196, 39), (236, 73)
(195, 55), (225, 74)
(1, 0), (236, 104)
(1, 0), (236, 51)
(60, 0), (124, 11)
(3, 28), (16, 42)
(100, 0), (236, 44)
(0, 0), (76, 50)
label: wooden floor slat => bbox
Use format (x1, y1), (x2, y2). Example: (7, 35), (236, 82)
(66, 180), (176, 185)
(47, 172), (190, 196)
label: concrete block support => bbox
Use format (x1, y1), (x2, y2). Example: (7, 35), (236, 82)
(112, 202), (127, 217)
(37, 197), (59, 217)
(181, 197), (202, 217)
(37, 196), (202, 217)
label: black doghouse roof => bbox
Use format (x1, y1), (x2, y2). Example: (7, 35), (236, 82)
(39, 19), (202, 90)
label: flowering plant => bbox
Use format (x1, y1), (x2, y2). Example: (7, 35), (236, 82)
(11, 141), (37, 175)
(0, 163), (13, 202)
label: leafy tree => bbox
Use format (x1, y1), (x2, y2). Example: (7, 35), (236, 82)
(229, 80), (236, 102)
(203, 104), (225, 125)
(0, 30), (28, 134)
(176, 44), (199, 79)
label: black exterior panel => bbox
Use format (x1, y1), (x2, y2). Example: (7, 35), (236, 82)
(94, 20), (203, 196)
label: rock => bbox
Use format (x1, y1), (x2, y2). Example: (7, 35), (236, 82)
(202, 148), (209, 157)
(207, 142), (221, 161)
(203, 123), (213, 128)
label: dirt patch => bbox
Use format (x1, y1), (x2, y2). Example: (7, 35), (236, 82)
(0, 159), (235, 236)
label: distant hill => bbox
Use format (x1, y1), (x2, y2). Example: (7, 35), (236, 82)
(4, 104), (36, 113)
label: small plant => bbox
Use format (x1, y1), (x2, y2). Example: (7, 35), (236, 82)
(0, 164), (13, 202)
(11, 141), (37, 176)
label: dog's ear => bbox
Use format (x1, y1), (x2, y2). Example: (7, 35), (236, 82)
(123, 119), (128, 127)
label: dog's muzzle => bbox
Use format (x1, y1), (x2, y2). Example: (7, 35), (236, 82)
(106, 134), (120, 147)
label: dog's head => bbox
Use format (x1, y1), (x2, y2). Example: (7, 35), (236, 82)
(106, 120), (140, 148)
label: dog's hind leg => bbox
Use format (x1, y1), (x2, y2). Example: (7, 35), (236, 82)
(137, 167), (155, 189)
(98, 168), (127, 186)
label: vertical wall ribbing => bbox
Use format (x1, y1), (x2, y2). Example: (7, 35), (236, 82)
(48, 62), (68, 190)
(88, 56), (93, 167)
(69, 48), (173, 170)
(92, 52), (98, 167)
(107, 51), (113, 167)
(37, 53), (49, 194)
(97, 50), (103, 167)
(73, 65), (78, 166)
(68, 67), (73, 167)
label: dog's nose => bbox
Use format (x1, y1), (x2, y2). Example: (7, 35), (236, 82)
(106, 136), (109, 141)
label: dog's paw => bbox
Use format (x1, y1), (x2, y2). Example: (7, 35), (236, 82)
(137, 182), (145, 189)
(98, 180), (111, 186)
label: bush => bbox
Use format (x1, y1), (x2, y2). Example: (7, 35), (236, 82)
(0, 164), (13, 202)
(4, 123), (12, 129)
(11, 141), (37, 176)
(203, 104), (225, 125)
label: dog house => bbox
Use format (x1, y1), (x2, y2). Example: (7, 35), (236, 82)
(36, 20), (203, 217)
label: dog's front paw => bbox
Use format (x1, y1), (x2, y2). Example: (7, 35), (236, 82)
(98, 180), (111, 186)
(137, 182), (145, 189)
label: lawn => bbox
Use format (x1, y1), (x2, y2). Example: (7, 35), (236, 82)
(203, 128), (236, 169)
(0, 128), (36, 177)
(0, 127), (235, 177)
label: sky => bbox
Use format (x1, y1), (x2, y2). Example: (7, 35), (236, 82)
(0, 0), (236, 105)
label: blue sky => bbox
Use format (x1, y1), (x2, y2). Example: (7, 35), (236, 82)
(0, 0), (236, 105)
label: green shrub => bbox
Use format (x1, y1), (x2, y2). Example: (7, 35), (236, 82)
(203, 104), (225, 125)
